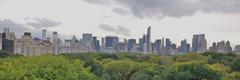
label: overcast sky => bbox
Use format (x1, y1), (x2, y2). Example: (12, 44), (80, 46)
(0, 0), (240, 47)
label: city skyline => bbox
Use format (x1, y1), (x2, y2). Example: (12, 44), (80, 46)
(0, 0), (240, 47)
(0, 27), (239, 56)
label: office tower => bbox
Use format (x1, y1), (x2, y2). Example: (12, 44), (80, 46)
(225, 41), (232, 53)
(64, 40), (71, 47)
(211, 40), (232, 53)
(93, 37), (100, 52)
(161, 37), (165, 47)
(21, 32), (34, 56)
(154, 40), (161, 53)
(171, 43), (177, 49)
(105, 36), (119, 50)
(127, 39), (137, 51)
(0, 33), (2, 50)
(139, 35), (146, 51)
(147, 26), (151, 52)
(217, 41), (226, 53)
(53, 31), (58, 41)
(101, 37), (106, 49)
(191, 34), (207, 53)
(2, 28), (16, 53)
(165, 38), (172, 49)
(42, 29), (47, 40)
(81, 33), (94, 52)
(209, 42), (217, 52)
(187, 44), (191, 52)
(70, 35), (78, 47)
(180, 39), (189, 53)
(52, 31), (60, 54)
(116, 42), (128, 52)
(234, 45), (240, 54)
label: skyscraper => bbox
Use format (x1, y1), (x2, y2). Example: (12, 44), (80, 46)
(81, 33), (94, 52)
(42, 29), (47, 40)
(210, 40), (232, 53)
(147, 26), (151, 52)
(180, 39), (190, 53)
(93, 37), (100, 52)
(234, 45), (240, 54)
(165, 38), (172, 49)
(53, 31), (58, 42)
(0, 33), (2, 50)
(139, 35), (146, 52)
(161, 37), (165, 47)
(154, 40), (161, 53)
(209, 42), (217, 52)
(192, 34), (207, 53)
(105, 36), (119, 49)
(52, 31), (59, 54)
(225, 41), (232, 53)
(2, 28), (16, 53)
(127, 39), (137, 51)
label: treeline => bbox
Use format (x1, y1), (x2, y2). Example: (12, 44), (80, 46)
(0, 50), (240, 80)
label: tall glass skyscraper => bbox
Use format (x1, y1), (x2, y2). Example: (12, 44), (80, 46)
(147, 26), (151, 52)
(192, 34), (207, 53)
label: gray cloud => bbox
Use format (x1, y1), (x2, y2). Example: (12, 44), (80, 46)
(26, 18), (61, 28)
(98, 24), (131, 36)
(0, 19), (32, 36)
(83, 0), (111, 5)
(112, 7), (130, 16)
(84, 0), (240, 19)
(0, 19), (44, 38)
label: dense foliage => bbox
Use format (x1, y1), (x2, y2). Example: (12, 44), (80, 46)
(1, 50), (240, 80)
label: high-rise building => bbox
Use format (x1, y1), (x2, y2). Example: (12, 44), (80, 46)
(192, 34), (207, 53)
(153, 40), (161, 53)
(225, 41), (232, 53)
(81, 33), (94, 52)
(53, 31), (58, 41)
(93, 37), (100, 52)
(2, 28), (16, 53)
(209, 40), (232, 53)
(165, 38), (172, 49)
(21, 32), (34, 56)
(42, 29), (47, 40)
(147, 26), (151, 52)
(116, 42), (128, 52)
(180, 39), (190, 53)
(0, 33), (2, 50)
(127, 39), (137, 51)
(139, 35), (146, 52)
(209, 42), (217, 52)
(52, 31), (61, 54)
(161, 37), (165, 47)
(105, 36), (119, 50)
(234, 45), (240, 55)
(101, 37), (106, 50)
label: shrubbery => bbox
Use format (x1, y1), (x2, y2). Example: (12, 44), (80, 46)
(1, 51), (240, 80)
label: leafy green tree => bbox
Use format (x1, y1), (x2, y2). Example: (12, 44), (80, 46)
(230, 57), (240, 72)
(0, 55), (96, 80)
(173, 53), (206, 62)
(102, 59), (164, 80)
(205, 52), (237, 65)
(167, 61), (222, 80)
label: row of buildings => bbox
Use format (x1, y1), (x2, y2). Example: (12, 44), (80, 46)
(0, 27), (240, 56)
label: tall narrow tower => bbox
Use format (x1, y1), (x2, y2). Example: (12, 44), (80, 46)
(147, 26), (151, 52)
(42, 29), (47, 40)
